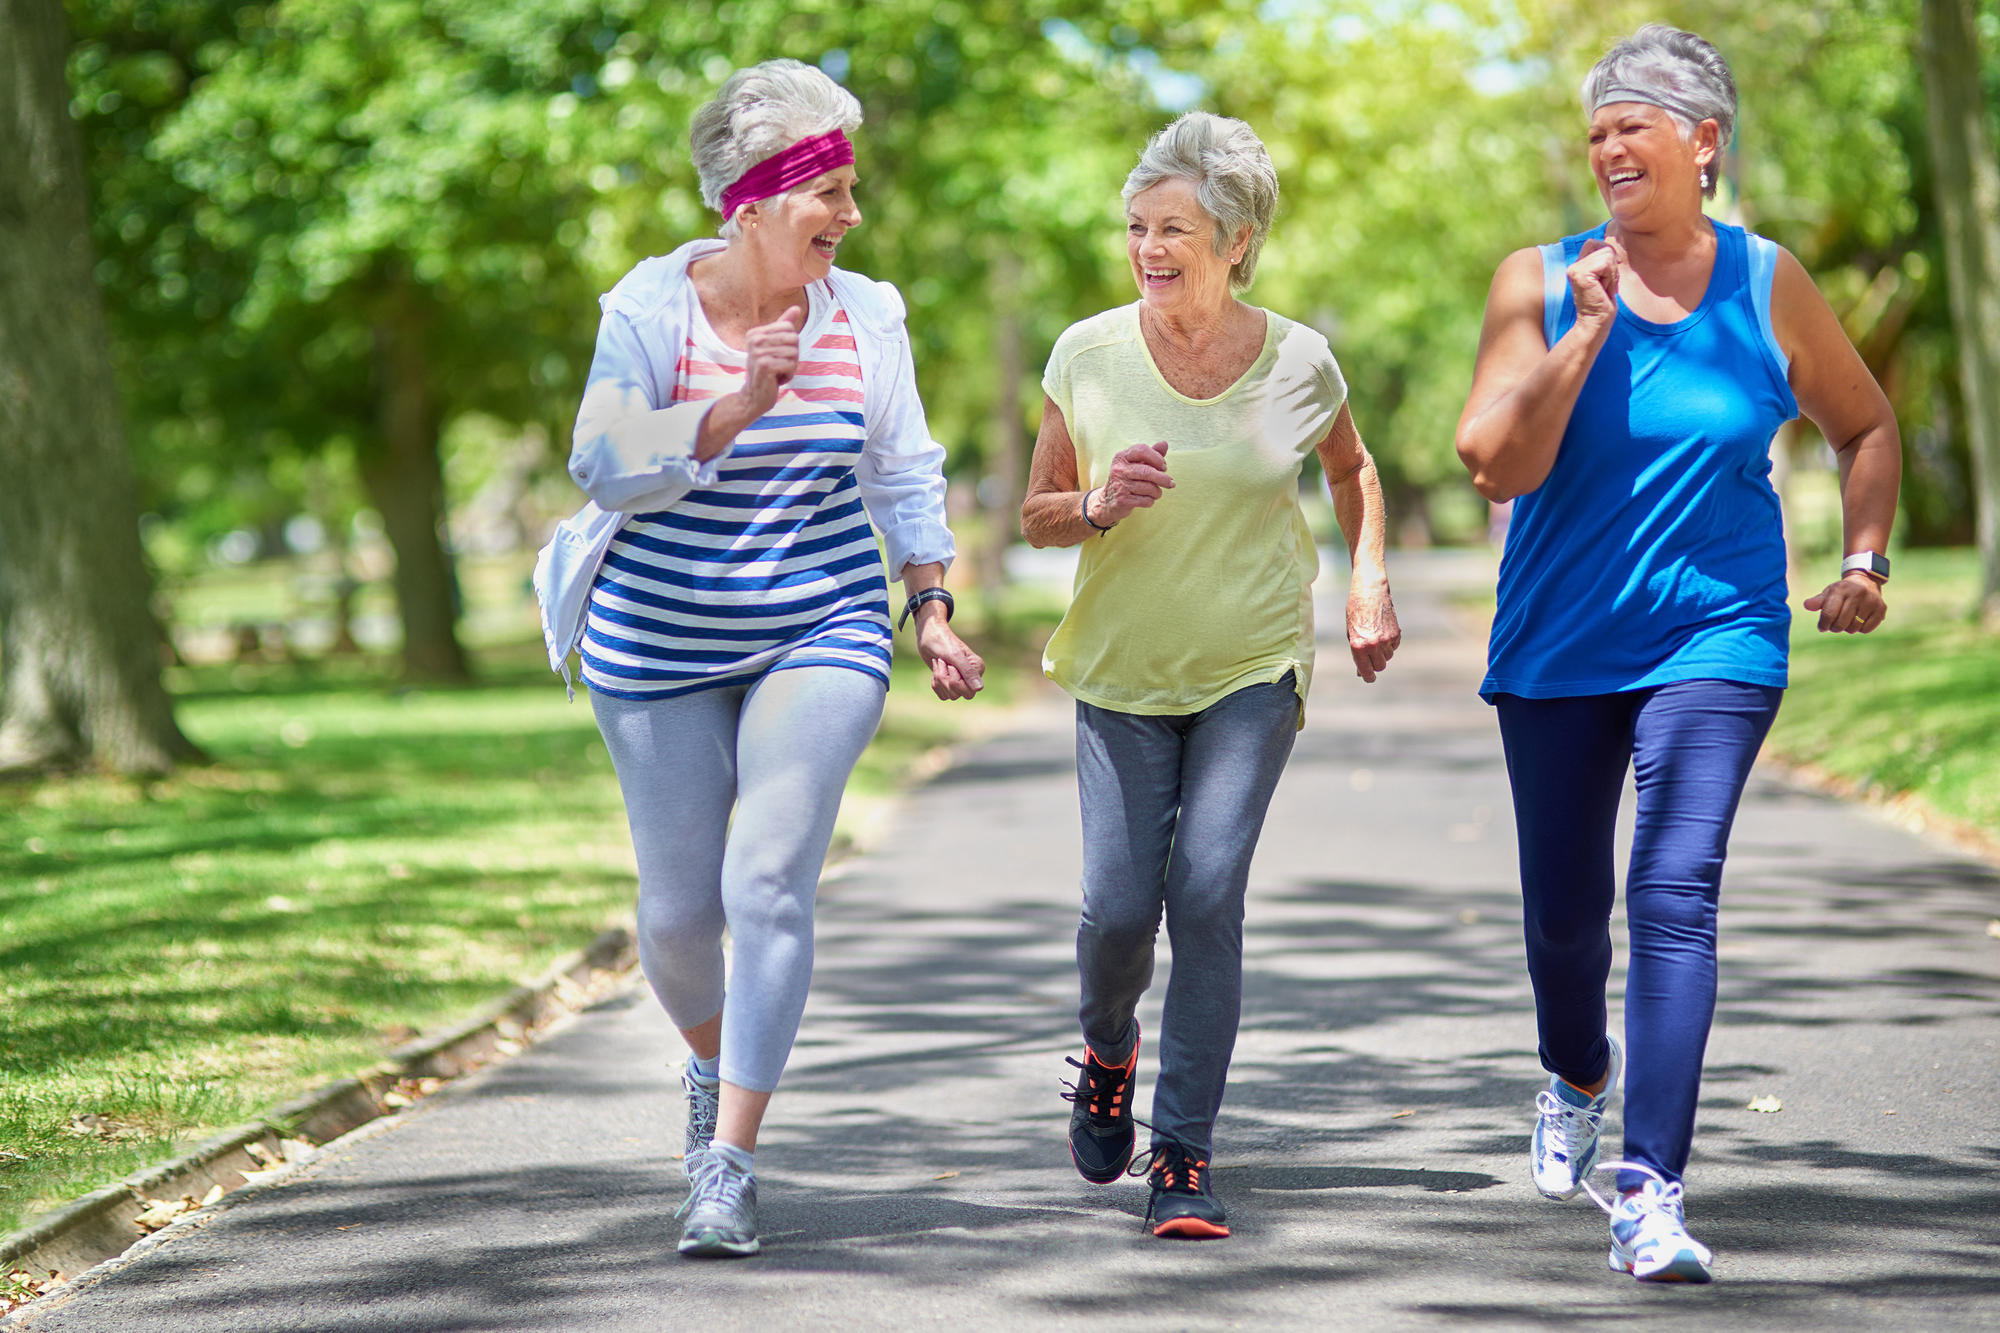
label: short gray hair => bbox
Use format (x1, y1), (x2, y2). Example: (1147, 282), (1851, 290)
(1582, 24), (1737, 199)
(690, 59), (862, 238)
(1121, 112), (1278, 291)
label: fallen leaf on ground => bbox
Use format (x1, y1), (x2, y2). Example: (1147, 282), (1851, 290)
(1390, 1109), (1416, 1119)
(1884, 1109), (1898, 1116)
(1747, 1095), (1783, 1113)
(199, 1185), (224, 1208)
(932, 1171), (959, 1181)
(132, 1195), (199, 1234)
(1, 1268), (64, 1315)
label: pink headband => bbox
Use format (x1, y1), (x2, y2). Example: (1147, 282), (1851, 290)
(720, 130), (856, 221)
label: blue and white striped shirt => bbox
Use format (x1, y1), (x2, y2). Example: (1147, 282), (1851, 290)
(580, 292), (892, 699)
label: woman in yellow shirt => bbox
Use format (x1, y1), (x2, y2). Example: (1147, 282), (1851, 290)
(1021, 111), (1399, 1239)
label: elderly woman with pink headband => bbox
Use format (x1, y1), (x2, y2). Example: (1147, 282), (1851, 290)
(535, 58), (982, 1258)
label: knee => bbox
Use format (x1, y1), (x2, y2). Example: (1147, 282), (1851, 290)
(724, 871), (815, 945)
(1080, 893), (1161, 952)
(635, 883), (724, 954)
(1523, 905), (1610, 959)
(1627, 881), (1719, 947)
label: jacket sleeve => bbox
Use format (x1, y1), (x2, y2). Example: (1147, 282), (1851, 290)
(856, 284), (956, 578)
(566, 306), (728, 512)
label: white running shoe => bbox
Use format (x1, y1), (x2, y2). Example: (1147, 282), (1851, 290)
(681, 1063), (720, 1181)
(1530, 1038), (1622, 1201)
(1595, 1164), (1714, 1283)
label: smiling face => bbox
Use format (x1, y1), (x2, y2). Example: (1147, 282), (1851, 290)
(740, 165), (862, 287)
(1588, 102), (1716, 225)
(1126, 177), (1245, 321)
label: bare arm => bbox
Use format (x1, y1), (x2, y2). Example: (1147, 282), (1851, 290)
(896, 560), (984, 699)
(1455, 242), (1621, 501)
(1019, 396), (1172, 547)
(1771, 247), (1902, 633)
(1317, 404), (1400, 681)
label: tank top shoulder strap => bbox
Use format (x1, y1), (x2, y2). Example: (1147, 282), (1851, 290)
(1538, 224), (1607, 348)
(1739, 227), (1791, 382)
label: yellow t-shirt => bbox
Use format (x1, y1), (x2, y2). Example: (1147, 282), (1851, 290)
(1041, 303), (1347, 720)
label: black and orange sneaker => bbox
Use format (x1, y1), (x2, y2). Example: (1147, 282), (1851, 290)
(1061, 1028), (1140, 1183)
(1137, 1141), (1228, 1239)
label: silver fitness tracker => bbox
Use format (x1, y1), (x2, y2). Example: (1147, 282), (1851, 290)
(1841, 551), (1890, 582)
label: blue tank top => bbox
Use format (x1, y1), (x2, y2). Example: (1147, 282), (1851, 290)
(1481, 219), (1797, 702)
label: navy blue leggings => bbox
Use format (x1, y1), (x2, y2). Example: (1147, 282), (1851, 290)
(1494, 679), (1782, 1185)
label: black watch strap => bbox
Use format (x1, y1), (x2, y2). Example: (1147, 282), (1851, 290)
(898, 586), (954, 630)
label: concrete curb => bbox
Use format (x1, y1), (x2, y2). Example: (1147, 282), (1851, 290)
(0, 926), (636, 1288)
(1761, 752), (2000, 871)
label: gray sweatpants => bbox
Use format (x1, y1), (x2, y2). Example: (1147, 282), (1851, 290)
(1075, 675), (1298, 1156)
(591, 667), (886, 1093)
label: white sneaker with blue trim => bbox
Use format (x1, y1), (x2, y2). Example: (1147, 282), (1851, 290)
(1598, 1166), (1714, 1283)
(1530, 1038), (1622, 1201)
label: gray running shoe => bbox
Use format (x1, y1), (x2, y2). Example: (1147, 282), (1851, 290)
(677, 1151), (759, 1258)
(681, 1064), (720, 1181)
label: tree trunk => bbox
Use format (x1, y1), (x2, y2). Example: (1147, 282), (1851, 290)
(360, 277), (471, 682)
(1921, 0), (2000, 622)
(0, 0), (200, 775)
(978, 252), (1027, 599)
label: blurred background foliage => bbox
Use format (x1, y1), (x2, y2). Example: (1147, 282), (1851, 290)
(61, 0), (2000, 661)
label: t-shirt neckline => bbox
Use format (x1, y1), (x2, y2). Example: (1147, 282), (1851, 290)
(688, 280), (836, 362)
(1132, 303), (1277, 406)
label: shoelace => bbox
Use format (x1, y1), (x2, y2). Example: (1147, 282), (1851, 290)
(1060, 1054), (1134, 1125)
(1128, 1142), (1207, 1190)
(1534, 1087), (1601, 1163)
(1580, 1158), (1680, 1218)
(1132, 1142), (1209, 1227)
(682, 1067), (720, 1145)
(675, 1154), (753, 1223)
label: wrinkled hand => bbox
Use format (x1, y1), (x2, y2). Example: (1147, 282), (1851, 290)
(1090, 442), (1173, 526)
(917, 617), (985, 700)
(1347, 581), (1401, 683)
(734, 305), (804, 420)
(1569, 237), (1625, 331)
(1803, 571), (1887, 634)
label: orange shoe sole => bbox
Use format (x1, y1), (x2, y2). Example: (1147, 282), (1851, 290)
(1152, 1216), (1230, 1239)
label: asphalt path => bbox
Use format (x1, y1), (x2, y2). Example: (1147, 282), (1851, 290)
(14, 553), (2000, 1330)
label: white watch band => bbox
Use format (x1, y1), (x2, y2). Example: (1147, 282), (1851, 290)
(1841, 551), (1890, 582)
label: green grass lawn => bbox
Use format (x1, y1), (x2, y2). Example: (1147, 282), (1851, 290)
(0, 586), (1050, 1237)
(1767, 547), (2000, 834)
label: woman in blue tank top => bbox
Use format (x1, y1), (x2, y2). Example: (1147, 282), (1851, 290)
(1456, 25), (1901, 1283)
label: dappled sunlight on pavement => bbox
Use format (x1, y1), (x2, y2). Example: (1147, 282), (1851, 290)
(19, 553), (2000, 1329)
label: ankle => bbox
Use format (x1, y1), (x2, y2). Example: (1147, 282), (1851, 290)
(708, 1141), (755, 1174)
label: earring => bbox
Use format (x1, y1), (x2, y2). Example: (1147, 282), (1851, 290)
(1700, 167), (1711, 191)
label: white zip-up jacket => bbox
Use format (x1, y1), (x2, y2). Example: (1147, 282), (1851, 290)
(533, 240), (956, 692)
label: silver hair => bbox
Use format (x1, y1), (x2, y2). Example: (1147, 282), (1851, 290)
(1582, 24), (1737, 199)
(690, 59), (862, 239)
(1121, 112), (1279, 291)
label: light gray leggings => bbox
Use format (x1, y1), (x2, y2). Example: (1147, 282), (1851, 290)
(591, 667), (886, 1092)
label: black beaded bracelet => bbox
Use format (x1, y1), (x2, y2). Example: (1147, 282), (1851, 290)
(898, 586), (954, 631)
(1082, 487), (1116, 533)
